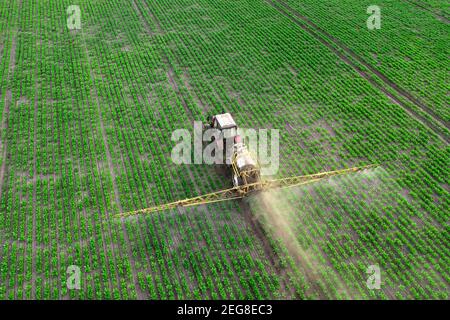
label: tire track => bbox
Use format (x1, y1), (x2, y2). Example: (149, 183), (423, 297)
(401, 0), (450, 23)
(0, 89), (11, 201)
(31, 31), (38, 300)
(0, 14), (18, 298)
(134, 0), (197, 121)
(266, 0), (449, 144)
(0, 30), (16, 202)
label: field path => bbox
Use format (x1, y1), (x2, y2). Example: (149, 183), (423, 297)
(78, 27), (143, 298)
(401, 0), (450, 23)
(31, 22), (39, 298)
(1, 0), (21, 298)
(0, 31), (16, 202)
(267, 0), (449, 144)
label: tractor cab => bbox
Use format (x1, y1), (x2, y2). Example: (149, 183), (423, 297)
(210, 113), (238, 140)
(207, 113), (238, 164)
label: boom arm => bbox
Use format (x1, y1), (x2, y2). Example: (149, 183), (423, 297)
(262, 163), (379, 190)
(115, 186), (244, 218)
(115, 164), (378, 218)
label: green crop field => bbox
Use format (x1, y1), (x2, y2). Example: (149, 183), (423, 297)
(0, 0), (448, 300)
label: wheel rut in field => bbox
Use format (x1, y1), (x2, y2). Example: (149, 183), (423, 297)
(0, 90), (11, 201)
(1, 32), (18, 275)
(401, 0), (450, 23)
(132, 0), (196, 121)
(31, 25), (39, 299)
(266, 0), (449, 144)
(0, 33), (17, 202)
(0, 89), (12, 291)
(1, 5), (21, 296)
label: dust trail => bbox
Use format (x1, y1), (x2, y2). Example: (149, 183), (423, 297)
(250, 190), (322, 280)
(247, 188), (355, 299)
(246, 167), (387, 299)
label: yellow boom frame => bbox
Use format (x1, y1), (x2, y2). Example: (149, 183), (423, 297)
(115, 164), (378, 218)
